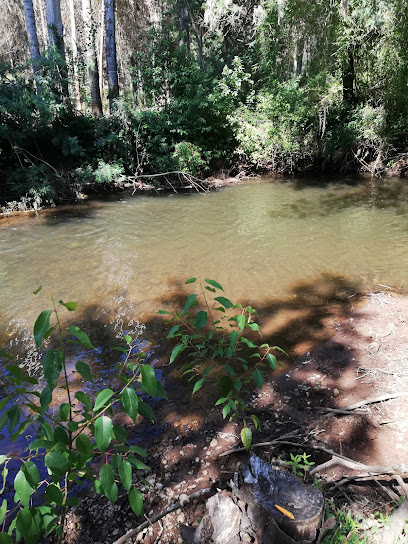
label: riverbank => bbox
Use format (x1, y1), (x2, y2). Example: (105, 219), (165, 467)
(56, 288), (408, 544)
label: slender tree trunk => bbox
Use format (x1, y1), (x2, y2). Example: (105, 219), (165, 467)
(34, 0), (48, 49)
(178, 0), (190, 51)
(105, 0), (119, 112)
(45, 0), (69, 98)
(82, 0), (103, 114)
(23, 0), (41, 70)
(342, 46), (355, 104)
(68, 0), (81, 110)
(99, 0), (104, 105)
(184, 0), (205, 70)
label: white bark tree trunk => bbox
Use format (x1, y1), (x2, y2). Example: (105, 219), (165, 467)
(45, 0), (69, 98)
(68, 0), (81, 110)
(82, 0), (103, 114)
(23, 0), (41, 70)
(105, 0), (119, 111)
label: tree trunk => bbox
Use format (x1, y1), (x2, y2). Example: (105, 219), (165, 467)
(45, 0), (69, 98)
(342, 46), (355, 104)
(82, 0), (103, 114)
(105, 0), (119, 112)
(178, 0), (190, 51)
(23, 0), (41, 70)
(68, 0), (81, 110)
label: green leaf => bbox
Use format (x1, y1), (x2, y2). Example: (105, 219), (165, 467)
(157, 310), (170, 314)
(170, 343), (186, 364)
(215, 397), (227, 406)
(0, 533), (12, 544)
(45, 483), (63, 505)
(185, 277), (197, 284)
(129, 445), (147, 457)
(7, 405), (19, 434)
(76, 361), (95, 383)
(253, 369), (264, 389)
(21, 462), (39, 490)
(203, 366), (212, 378)
(266, 353), (277, 370)
(54, 426), (69, 445)
(137, 400), (155, 421)
(94, 416), (113, 453)
(11, 419), (32, 442)
(230, 330), (239, 349)
(100, 464), (118, 504)
(43, 349), (62, 391)
(14, 470), (34, 507)
(29, 438), (52, 451)
(129, 488), (143, 516)
(128, 457), (150, 471)
(68, 326), (96, 350)
(236, 314), (246, 331)
(194, 310), (207, 330)
(241, 337), (257, 348)
(192, 378), (205, 394)
(76, 434), (93, 460)
(124, 335), (132, 344)
(33, 310), (52, 348)
(45, 451), (69, 478)
(205, 279), (223, 291)
(167, 325), (180, 338)
(0, 456), (6, 466)
(219, 375), (233, 396)
(248, 323), (260, 332)
(182, 294), (198, 315)
(223, 365), (236, 376)
(0, 498), (8, 525)
(59, 403), (70, 421)
(241, 427), (252, 450)
(94, 389), (115, 412)
(250, 414), (261, 431)
(222, 404), (231, 418)
(121, 388), (139, 422)
(75, 391), (92, 412)
(0, 350), (13, 361)
(33, 286), (42, 295)
(59, 300), (77, 311)
(113, 424), (127, 442)
(40, 385), (52, 411)
(205, 286), (216, 293)
(119, 460), (132, 491)
(140, 365), (157, 397)
(214, 297), (233, 309)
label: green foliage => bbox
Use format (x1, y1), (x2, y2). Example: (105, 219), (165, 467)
(286, 452), (315, 480)
(0, 295), (163, 543)
(172, 142), (205, 175)
(161, 278), (286, 449)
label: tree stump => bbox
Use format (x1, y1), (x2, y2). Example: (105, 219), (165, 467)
(186, 456), (324, 544)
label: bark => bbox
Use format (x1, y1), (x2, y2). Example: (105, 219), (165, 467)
(82, 0), (103, 114)
(105, 0), (119, 112)
(23, 0), (41, 70)
(342, 46), (356, 104)
(68, 0), (81, 110)
(45, 0), (69, 98)
(178, 0), (190, 51)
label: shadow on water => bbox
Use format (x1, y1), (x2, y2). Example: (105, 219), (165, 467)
(0, 272), (388, 538)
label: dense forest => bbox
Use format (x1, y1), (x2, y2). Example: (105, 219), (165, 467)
(1, 0), (408, 208)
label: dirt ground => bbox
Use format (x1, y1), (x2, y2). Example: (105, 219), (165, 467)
(62, 289), (408, 544)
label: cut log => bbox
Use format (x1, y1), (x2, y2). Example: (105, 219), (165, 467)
(188, 456), (324, 544)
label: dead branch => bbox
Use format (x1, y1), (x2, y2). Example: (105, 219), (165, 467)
(111, 487), (211, 544)
(311, 454), (408, 477)
(319, 392), (408, 416)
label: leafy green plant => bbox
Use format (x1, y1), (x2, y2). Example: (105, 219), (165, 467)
(286, 452), (315, 480)
(0, 289), (164, 543)
(160, 278), (286, 450)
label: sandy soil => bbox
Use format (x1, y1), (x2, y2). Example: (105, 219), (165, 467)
(61, 289), (408, 544)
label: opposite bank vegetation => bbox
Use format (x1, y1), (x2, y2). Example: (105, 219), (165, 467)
(1, 0), (408, 212)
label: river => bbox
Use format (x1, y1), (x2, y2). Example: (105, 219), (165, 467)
(1, 175), (408, 365)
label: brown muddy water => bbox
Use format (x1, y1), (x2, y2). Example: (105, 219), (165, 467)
(1, 176), (408, 342)
(1, 175), (408, 458)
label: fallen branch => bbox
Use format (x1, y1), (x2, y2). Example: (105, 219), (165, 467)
(111, 487), (211, 544)
(311, 455), (408, 477)
(319, 392), (408, 416)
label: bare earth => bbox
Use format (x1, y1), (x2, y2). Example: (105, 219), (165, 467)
(62, 290), (408, 544)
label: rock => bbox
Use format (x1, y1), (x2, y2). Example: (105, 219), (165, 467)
(210, 439), (218, 448)
(333, 388), (340, 397)
(179, 494), (189, 506)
